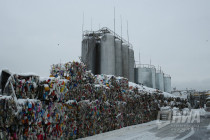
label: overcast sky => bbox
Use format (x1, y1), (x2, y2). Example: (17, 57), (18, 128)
(0, 0), (210, 90)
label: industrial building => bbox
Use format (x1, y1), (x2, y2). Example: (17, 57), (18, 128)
(81, 27), (171, 92)
(81, 27), (135, 82)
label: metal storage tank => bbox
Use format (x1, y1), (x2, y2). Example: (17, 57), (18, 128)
(151, 67), (156, 89)
(156, 70), (164, 91)
(100, 33), (115, 75)
(95, 41), (101, 74)
(122, 43), (129, 79)
(136, 65), (156, 88)
(164, 74), (171, 93)
(115, 39), (122, 76)
(81, 37), (97, 74)
(134, 67), (138, 83)
(0, 72), (1, 91)
(128, 48), (134, 82)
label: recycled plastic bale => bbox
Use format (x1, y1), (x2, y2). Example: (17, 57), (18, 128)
(0, 96), (17, 127)
(0, 61), (189, 139)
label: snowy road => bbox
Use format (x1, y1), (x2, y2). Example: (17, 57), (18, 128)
(79, 116), (210, 140)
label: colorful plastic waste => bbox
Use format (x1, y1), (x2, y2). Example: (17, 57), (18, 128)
(0, 61), (188, 139)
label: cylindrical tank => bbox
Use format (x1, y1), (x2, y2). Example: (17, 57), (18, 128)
(122, 43), (129, 79)
(136, 65), (156, 88)
(95, 41), (101, 75)
(81, 36), (96, 74)
(100, 33), (115, 75)
(134, 67), (138, 83)
(151, 67), (156, 89)
(128, 48), (134, 82)
(164, 74), (171, 93)
(0, 72), (1, 91)
(156, 70), (164, 91)
(115, 39), (122, 76)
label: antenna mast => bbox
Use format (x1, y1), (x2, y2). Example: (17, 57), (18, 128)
(91, 17), (92, 31)
(120, 15), (122, 40)
(114, 7), (115, 38)
(82, 12), (84, 39)
(150, 58), (151, 67)
(127, 20), (129, 44)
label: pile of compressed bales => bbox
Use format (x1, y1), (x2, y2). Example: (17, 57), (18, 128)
(0, 61), (188, 139)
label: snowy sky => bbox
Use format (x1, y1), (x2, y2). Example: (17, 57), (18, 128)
(0, 0), (210, 90)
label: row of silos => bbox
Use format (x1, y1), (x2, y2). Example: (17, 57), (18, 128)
(81, 29), (171, 92)
(81, 32), (135, 82)
(135, 65), (171, 93)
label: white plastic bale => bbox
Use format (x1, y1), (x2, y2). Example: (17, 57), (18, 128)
(100, 33), (115, 75)
(164, 76), (171, 93)
(81, 37), (97, 74)
(128, 48), (134, 82)
(155, 72), (164, 91)
(115, 39), (122, 76)
(122, 43), (129, 79)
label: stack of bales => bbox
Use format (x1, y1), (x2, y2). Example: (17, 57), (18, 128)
(81, 29), (135, 82)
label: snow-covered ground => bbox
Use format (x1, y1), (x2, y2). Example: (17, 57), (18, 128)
(79, 121), (175, 140)
(79, 109), (208, 140)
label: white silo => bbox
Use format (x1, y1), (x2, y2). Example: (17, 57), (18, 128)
(128, 48), (134, 82)
(164, 74), (171, 93)
(122, 43), (129, 79)
(100, 33), (115, 75)
(156, 70), (164, 91)
(115, 39), (122, 76)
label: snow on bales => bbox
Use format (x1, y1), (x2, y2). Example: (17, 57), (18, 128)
(0, 61), (189, 139)
(38, 77), (70, 102)
(50, 61), (94, 82)
(95, 74), (128, 90)
(128, 81), (178, 98)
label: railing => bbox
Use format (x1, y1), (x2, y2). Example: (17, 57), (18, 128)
(83, 27), (133, 49)
(135, 64), (156, 69)
(164, 74), (171, 77)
